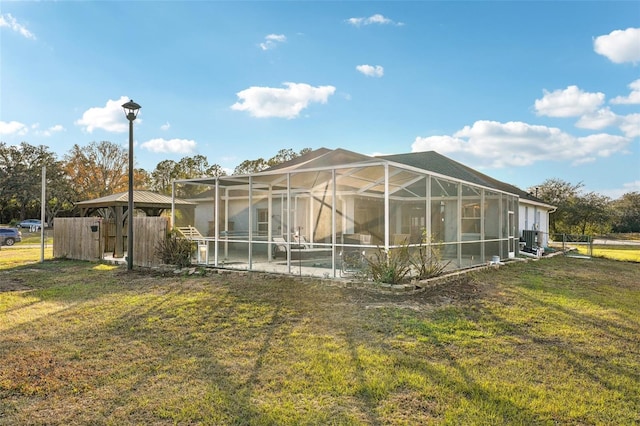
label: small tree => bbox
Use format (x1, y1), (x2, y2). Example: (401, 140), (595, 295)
(611, 192), (640, 233)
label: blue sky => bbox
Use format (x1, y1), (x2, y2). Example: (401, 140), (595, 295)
(1, 1), (639, 198)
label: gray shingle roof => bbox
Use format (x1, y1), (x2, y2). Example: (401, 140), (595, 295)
(263, 148), (552, 208)
(377, 151), (549, 205)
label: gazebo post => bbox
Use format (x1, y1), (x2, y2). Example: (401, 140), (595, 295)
(114, 206), (124, 258)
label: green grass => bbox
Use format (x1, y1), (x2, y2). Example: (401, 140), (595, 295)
(1, 249), (639, 424)
(576, 244), (640, 262)
(0, 246), (53, 268)
(15, 228), (54, 245)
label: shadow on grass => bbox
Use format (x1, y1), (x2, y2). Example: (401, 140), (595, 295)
(1, 256), (639, 424)
(501, 289), (640, 394)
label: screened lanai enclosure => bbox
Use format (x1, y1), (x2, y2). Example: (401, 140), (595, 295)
(171, 149), (519, 278)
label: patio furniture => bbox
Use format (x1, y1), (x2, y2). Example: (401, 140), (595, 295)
(272, 237), (289, 259)
(176, 226), (204, 240)
(273, 235), (332, 260)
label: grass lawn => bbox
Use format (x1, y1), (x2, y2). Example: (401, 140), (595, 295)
(577, 244), (640, 262)
(1, 251), (638, 425)
(0, 245), (53, 268)
(19, 233), (54, 246)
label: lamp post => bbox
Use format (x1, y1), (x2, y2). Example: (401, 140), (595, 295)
(122, 100), (141, 271)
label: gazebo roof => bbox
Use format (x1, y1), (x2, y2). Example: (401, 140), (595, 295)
(76, 190), (195, 216)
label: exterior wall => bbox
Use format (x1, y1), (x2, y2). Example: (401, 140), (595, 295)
(518, 201), (551, 247)
(194, 201), (214, 235)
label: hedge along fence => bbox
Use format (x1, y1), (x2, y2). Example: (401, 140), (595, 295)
(53, 217), (168, 267)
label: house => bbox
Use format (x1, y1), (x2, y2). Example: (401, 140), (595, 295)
(171, 148), (555, 277)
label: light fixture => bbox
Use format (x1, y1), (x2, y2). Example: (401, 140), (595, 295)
(122, 100), (141, 120)
(122, 99), (141, 271)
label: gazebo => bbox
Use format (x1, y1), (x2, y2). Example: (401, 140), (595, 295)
(76, 190), (195, 258)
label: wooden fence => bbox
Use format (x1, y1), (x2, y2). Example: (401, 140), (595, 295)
(53, 217), (168, 267)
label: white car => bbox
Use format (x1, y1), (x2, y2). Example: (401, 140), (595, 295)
(17, 219), (47, 230)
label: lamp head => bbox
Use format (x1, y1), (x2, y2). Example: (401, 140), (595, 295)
(122, 100), (141, 121)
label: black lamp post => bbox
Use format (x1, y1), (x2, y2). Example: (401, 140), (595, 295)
(122, 100), (141, 271)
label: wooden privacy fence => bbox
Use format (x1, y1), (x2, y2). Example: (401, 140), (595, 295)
(133, 217), (169, 267)
(53, 217), (168, 267)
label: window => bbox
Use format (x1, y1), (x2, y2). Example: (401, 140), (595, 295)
(257, 208), (268, 235)
(461, 184), (481, 239)
(461, 202), (481, 237)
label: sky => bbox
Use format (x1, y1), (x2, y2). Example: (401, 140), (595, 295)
(1, 1), (639, 199)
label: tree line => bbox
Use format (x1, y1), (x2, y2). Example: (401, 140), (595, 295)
(528, 178), (639, 235)
(0, 141), (638, 234)
(0, 141), (310, 225)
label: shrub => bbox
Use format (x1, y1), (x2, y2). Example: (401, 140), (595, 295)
(366, 245), (412, 284)
(365, 232), (450, 284)
(155, 231), (194, 268)
(410, 243), (450, 280)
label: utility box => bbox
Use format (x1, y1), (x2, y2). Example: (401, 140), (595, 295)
(522, 230), (543, 253)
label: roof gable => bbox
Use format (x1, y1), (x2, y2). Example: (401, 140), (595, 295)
(262, 147), (373, 173)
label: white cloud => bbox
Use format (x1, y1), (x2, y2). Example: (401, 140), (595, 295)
(619, 113), (640, 138)
(347, 14), (403, 27)
(356, 64), (384, 77)
(611, 79), (640, 105)
(230, 82), (336, 119)
(0, 120), (28, 135)
(259, 34), (286, 50)
(0, 13), (36, 40)
(411, 120), (630, 168)
(140, 138), (196, 154)
(534, 86), (605, 117)
(160, 122), (171, 131)
(594, 27), (640, 64)
(75, 96), (132, 133)
(575, 107), (619, 130)
(37, 124), (66, 137)
(0, 121), (65, 137)
(577, 110), (640, 138)
(600, 180), (640, 199)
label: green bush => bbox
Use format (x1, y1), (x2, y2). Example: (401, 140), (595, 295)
(155, 231), (194, 268)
